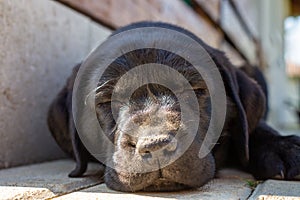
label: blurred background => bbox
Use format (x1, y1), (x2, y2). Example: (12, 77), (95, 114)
(0, 0), (299, 169)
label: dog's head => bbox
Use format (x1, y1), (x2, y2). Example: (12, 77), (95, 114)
(49, 22), (266, 192)
(90, 21), (266, 190)
(94, 48), (217, 191)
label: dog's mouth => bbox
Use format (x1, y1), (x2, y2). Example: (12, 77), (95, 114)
(105, 137), (216, 192)
(105, 166), (199, 192)
(142, 178), (191, 192)
(140, 161), (192, 192)
(142, 166), (192, 192)
(105, 162), (214, 192)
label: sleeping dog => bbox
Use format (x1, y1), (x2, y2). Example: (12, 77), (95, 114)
(48, 22), (300, 192)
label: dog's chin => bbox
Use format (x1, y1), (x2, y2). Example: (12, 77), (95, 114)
(104, 170), (193, 192)
(141, 178), (192, 192)
(105, 166), (213, 192)
(104, 151), (215, 192)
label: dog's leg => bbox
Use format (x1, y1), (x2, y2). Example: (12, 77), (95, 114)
(248, 120), (300, 179)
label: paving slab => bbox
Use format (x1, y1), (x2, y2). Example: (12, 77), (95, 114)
(0, 160), (254, 200)
(0, 159), (104, 199)
(54, 169), (254, 200)
(216, 168), (255, 180)
(249, 180), (300, 200)
(0, 186), (55, 200)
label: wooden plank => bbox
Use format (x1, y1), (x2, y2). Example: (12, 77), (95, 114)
(57, 0), (223, 48)
(220, 0), (257, 65)
(291, 0), (300, 16)
(194, 0), (220, 22)
(220, 41), (246, 67)
(286, 61), (300, 78)
(231, 0), (260, 38)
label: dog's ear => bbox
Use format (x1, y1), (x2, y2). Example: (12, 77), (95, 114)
(214, 54), (266, 167)
(47, 70), (76, 158)
(47, 63), (90, 177)
(235, 69), (266, 132)
(240, 64), (269, 119)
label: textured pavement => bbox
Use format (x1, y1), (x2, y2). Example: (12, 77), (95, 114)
(0, 159), (299, 200)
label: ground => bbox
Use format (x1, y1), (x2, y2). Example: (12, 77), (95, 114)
(0, 159), (299, 200)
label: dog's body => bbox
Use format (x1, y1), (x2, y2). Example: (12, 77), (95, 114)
(48, 22), (300, 192)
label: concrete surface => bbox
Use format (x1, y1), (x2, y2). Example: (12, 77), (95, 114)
(55, 178), (253, 200)
(0, 159), (104, 199)
(249, 180), (300, 200)
(0, 0), (111, 169)
(254, 196), (300, 200)
(1, 159), (300, 200)
(0, 186), (55, 200)
(0, 159), (255, 200)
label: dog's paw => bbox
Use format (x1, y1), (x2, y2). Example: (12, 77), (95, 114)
(68, 162), (87, 177)
(249, 135), (300, 180)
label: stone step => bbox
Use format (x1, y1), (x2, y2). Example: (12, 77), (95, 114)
(0, 159), (254, 200)
(249, 180), (300, 200)
(3, 159), (299, 200)
(54, 178), (253, 200)
(0, 159), (104, 199)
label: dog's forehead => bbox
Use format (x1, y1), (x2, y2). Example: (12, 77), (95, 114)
(94, 49), (210, 107)
(98, 48), (208, 89)
(111, 79), (207, 104)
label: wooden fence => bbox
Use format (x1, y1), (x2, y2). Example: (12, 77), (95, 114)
(57, 0), (261, 67)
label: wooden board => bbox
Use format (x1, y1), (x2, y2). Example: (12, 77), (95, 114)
(220, 41), (246, 67)
(194, 0), (220, 22)
(231, 0), (260, 38)
(57, 0), (223, 48)
(291, 0), (300, 16)
(56, 0), (253, 65)
(220, 0), (257, 65)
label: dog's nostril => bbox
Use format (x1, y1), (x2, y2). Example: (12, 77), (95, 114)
(137, 137), (178, 158)
(124, 140), (136, 149)
(138, 147), (151, 155)
(128, 142), (136, 148)
(164, 138), (177, 153)
(122, 134), (137, 149)
(140, 151), (152, 159)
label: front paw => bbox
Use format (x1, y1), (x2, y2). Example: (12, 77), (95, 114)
(68, 161), (87, 177)
(249, 135), (300, 180)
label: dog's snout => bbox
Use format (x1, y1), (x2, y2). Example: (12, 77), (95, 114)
(137, 135), (177, 157)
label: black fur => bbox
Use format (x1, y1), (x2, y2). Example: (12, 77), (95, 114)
(47, 22), (300, 191)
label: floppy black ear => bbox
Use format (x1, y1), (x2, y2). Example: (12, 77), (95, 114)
(209, 50), (266, 167)
(222, 66), (266, 166)
(47, 63), (90, 177)
(240, 64), (269, 119)
(47, 70), (76, 158)
(235, 69), (266, 132)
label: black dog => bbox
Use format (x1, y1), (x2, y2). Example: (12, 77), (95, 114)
(48, 22), (300, 192)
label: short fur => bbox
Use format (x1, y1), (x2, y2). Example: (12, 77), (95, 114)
(48, 22), (300, 192)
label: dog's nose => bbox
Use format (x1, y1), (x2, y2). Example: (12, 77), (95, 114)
(137, 135), (177, 157)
